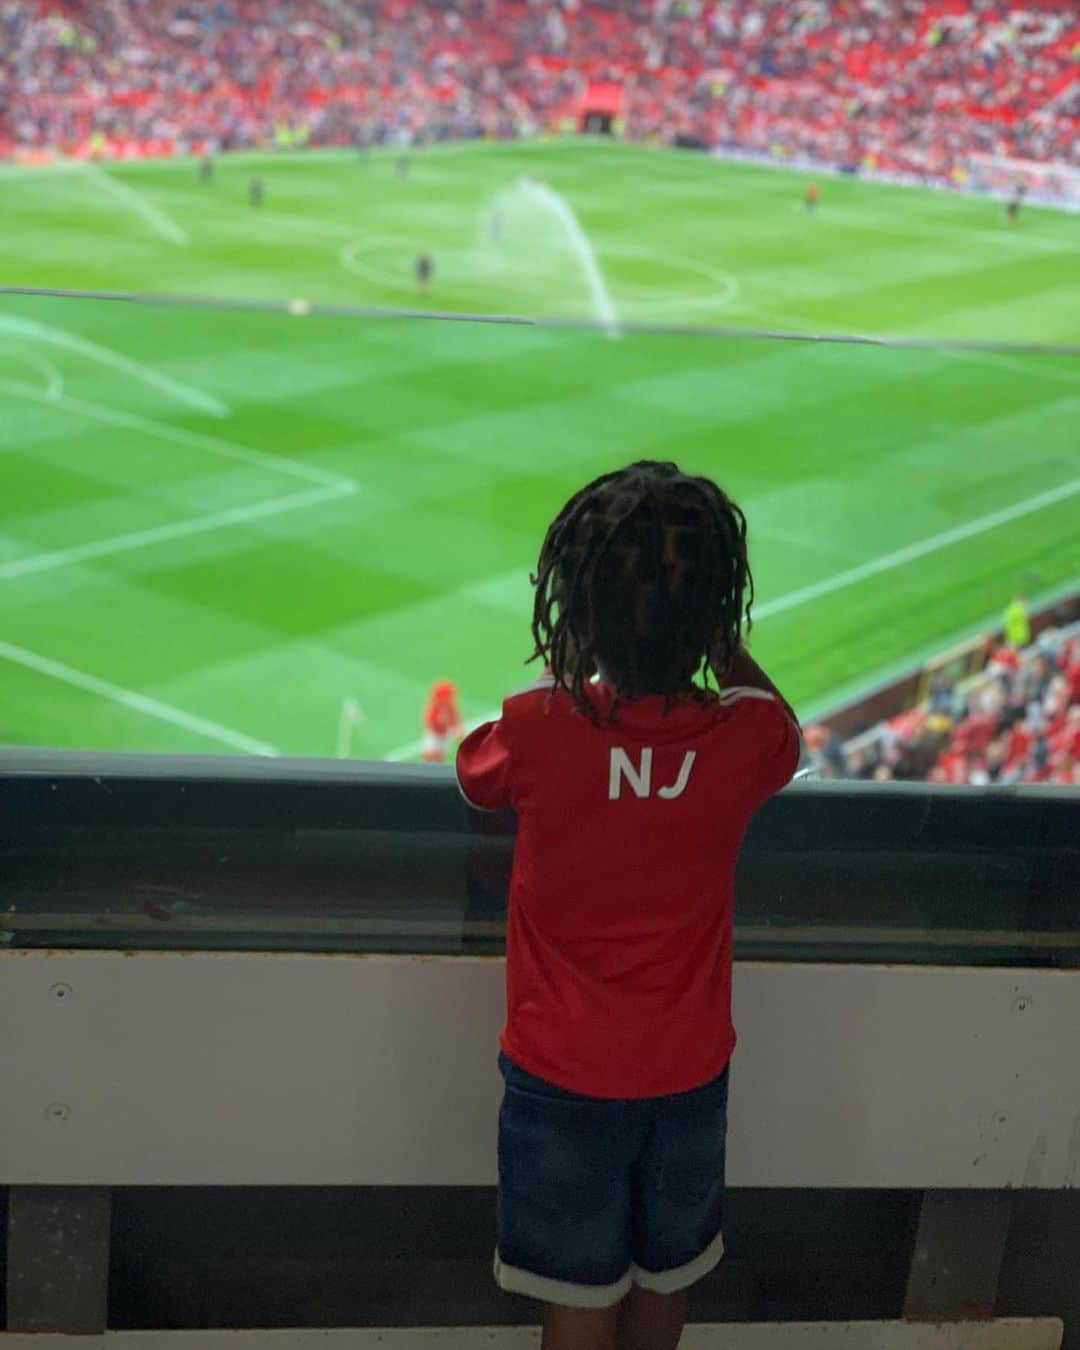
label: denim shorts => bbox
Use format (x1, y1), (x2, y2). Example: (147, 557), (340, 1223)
(494, 1050), (729, 1308)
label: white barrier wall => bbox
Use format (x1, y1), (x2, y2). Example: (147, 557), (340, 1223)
(2, 952), (1078, 1189)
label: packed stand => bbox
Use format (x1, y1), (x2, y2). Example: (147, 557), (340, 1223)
(806, 624), (1080, 786)
(2, 0), (1077, 179)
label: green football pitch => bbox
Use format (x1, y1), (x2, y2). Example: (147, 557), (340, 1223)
(1, 139), (1078, 759)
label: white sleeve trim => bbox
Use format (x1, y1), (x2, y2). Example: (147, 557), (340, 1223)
(716, 685), (778, 703)
(718, 685), (803, 749)
(455, 774), (499, 813)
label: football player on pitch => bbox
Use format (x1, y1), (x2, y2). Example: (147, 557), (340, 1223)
(421, 679), (464, 762)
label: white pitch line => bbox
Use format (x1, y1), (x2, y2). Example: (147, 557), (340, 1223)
(755, 476), (1080, 620)
(0, 482), (354, 582)
(339, 235), (742, 314)
(76, 160), (190, 246)
(0, 639), (278, 756)
(0, 350), (64, 401)
(0, 381), (355, 491)
(0, 314), (227, 418)
(382, 473), (1080, 761)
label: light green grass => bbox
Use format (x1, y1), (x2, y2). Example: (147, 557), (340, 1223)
(1, 140), (1077, 758)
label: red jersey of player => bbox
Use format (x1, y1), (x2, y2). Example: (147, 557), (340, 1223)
(804, 181), (819, 211)
(421, 679), (462, 762)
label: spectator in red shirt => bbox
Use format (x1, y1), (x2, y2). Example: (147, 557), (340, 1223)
(457, 460), (799, 1350)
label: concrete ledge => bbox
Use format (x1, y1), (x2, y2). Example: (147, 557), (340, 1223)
(0, 1319), (1064, 1349)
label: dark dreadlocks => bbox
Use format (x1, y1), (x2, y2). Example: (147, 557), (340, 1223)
(529, 461), (754, 720)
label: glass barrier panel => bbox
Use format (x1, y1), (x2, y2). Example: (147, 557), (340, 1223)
(2, 754), (1078, 967)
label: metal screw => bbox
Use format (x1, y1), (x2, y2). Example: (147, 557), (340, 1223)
(49, 983), (73, 1003)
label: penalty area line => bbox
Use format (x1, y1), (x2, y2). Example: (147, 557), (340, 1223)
(0, 640), (279, 757)
(0, 312), (227, 418)
(0, 482), (355, 582)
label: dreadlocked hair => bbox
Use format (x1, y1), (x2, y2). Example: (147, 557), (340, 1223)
(529, 460), (754, 721)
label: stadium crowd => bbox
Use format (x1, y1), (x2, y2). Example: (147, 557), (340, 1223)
(1, 0), (1077, 180)
(806, 623), (1080, 786)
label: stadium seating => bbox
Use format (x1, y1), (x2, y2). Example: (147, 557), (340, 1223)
(809, 625), (1080, 785)
(2, 0), (1077, 179)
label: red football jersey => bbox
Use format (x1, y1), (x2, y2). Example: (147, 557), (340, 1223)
(456, 676), (800, 1099)
(424, 698), (460, 736)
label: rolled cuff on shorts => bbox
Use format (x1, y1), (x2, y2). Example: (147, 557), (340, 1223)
(493, 1226), (725, 1307)
(631, 1225), (726, 1294)
(494, 1250), (632, 1309)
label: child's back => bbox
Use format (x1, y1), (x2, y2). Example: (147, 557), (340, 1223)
(456, 460), (800, 1350)
(460, 672), (795, 1099)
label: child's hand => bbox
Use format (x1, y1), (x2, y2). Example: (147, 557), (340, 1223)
(717, 643), (799, 726)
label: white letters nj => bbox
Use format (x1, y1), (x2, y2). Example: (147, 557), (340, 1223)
(608, 747), (696, 800)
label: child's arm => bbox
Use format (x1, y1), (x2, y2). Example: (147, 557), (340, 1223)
(457, 716), (511, 811)
(715, 644), (799, 728)
(717, 644), (809, 789)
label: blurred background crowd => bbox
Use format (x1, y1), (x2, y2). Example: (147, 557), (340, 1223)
(3, 0), (1078, 179)
(806, 618), (1080, 786)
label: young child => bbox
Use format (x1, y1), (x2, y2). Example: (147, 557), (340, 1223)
(456, 460), (800, 1350)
